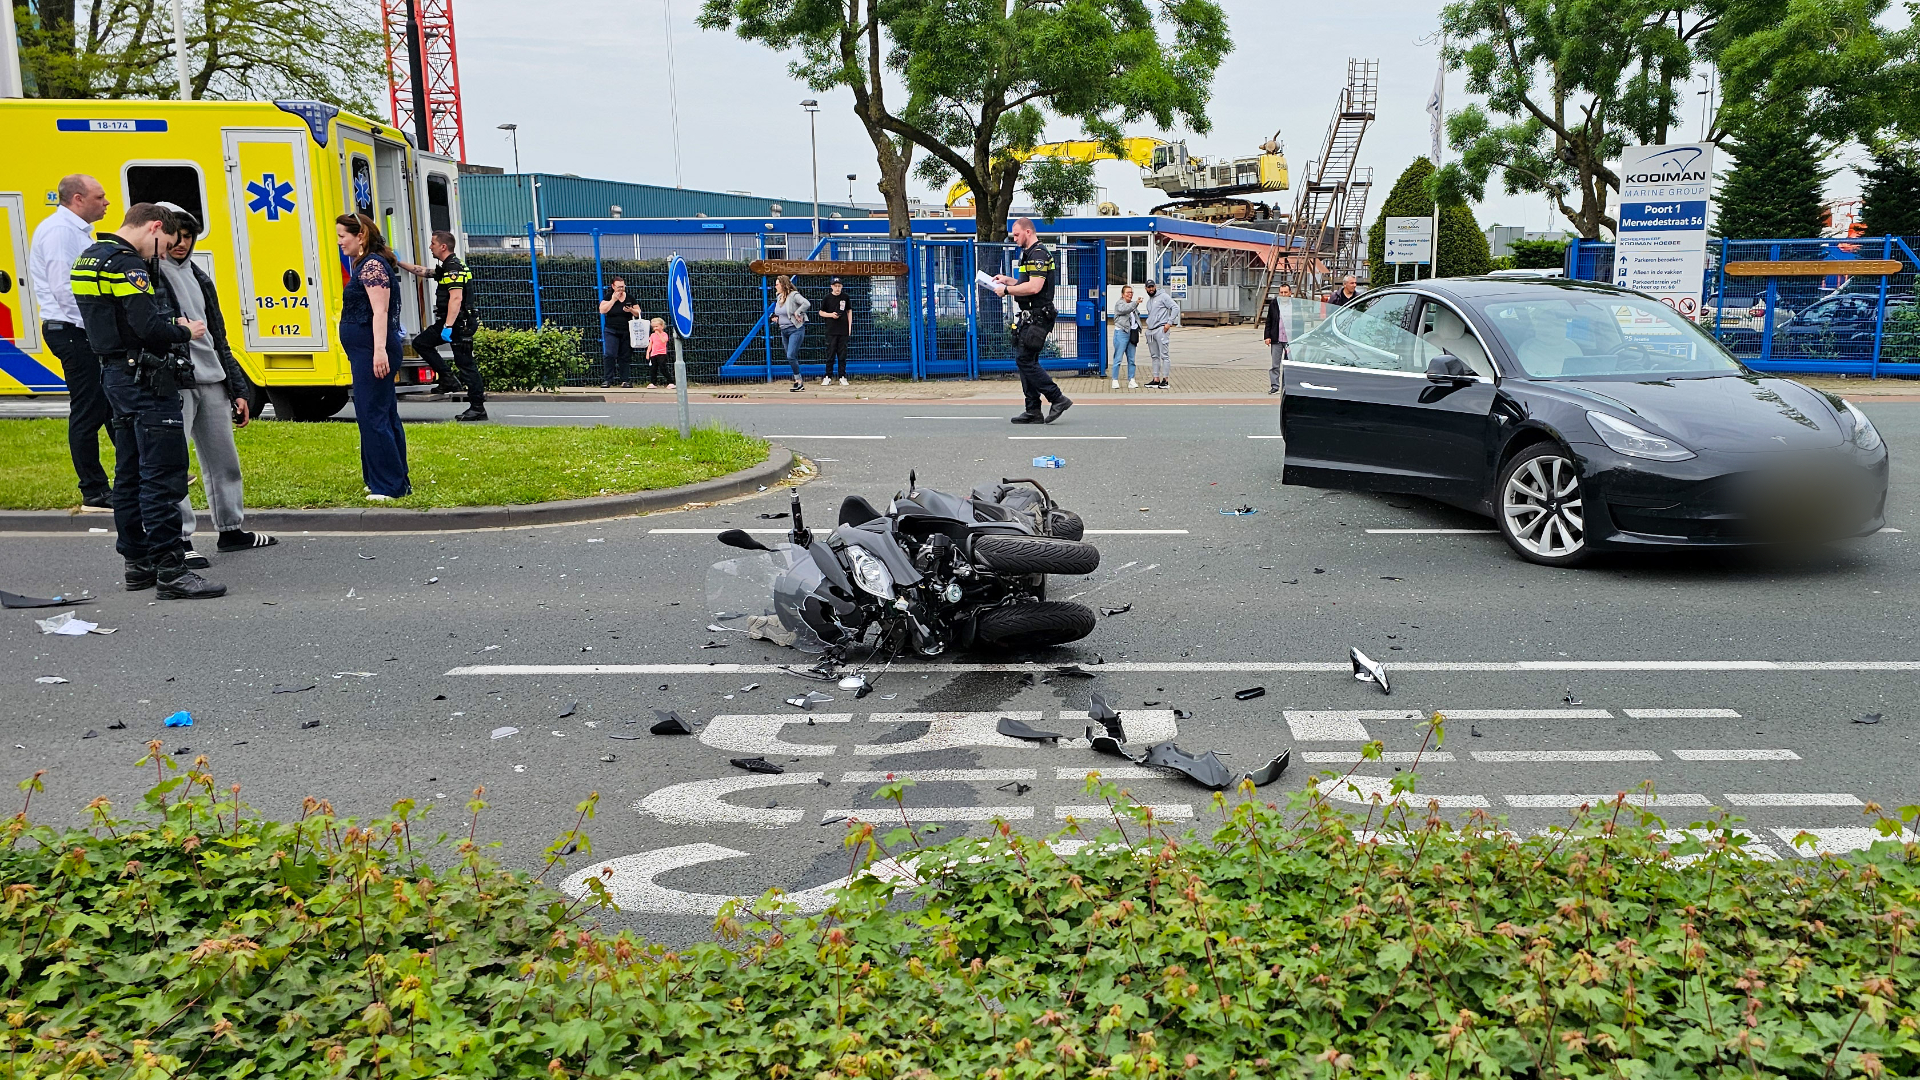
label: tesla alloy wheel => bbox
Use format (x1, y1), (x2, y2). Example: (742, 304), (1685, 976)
(1498, 444), (1589, 567)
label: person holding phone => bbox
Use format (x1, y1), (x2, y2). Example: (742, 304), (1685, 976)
(599, 276), (641, 387)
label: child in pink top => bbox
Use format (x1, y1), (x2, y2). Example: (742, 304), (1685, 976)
(647, 318), (672, 388)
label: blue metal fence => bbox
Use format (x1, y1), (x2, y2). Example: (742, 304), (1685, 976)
(1566, 235), (1920, 376)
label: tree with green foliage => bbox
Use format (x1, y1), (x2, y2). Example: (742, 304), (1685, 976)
(1858, 147), (1920, 237)
(1710, 115), (1832, 240)
(10, 0), (383, 110)
(1368, 157), (1493, 285)
(697, 0), (921, 238)
(1701, 0), (1891, 144)
(885, 0), (1229, 242)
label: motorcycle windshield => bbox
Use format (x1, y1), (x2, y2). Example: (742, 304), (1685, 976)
(706, 546), (828, 654)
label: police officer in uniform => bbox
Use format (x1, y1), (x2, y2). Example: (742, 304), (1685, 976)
(73, 203), (225, 599)
(993, 216), (1072, 425)
(399, 230), (486, 421)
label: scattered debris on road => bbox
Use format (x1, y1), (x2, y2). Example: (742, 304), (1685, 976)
(730, 757), (784, 774)
(1031, 455), (1065, 469)
(491, 726), (519, 740)
(1563, 689), (1583, 706)
(1235, 686), (1266, 701)
(650, 710), (696, 735)
(107, 720), (126, 730)
(273, 683), (316, 695)
(300, 720), (321, 730)
(996, 781), (1033, 796)
(35, 611), (98, 635)
(1100, 604), (1131, 616)
(785, 690), (834, 709)
(34, 676), (68, 685)
(163, 711), (192, 727)
(557, 702), (577, 719)
(1220, 505), (1258, 516)
(1088, 692), (1126, 741)
(996, 716), (1062, 742)
(1350, 648), (1391, 694)
(1052, 665), (1096, 679)
(5, 591), (92, 609)
(1857, 713), (1884, 725)
(82, 729), (98, 739)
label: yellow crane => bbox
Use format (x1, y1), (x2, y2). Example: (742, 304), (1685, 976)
(945, 134), (1289, 210)
(945, 138), (1164, 208)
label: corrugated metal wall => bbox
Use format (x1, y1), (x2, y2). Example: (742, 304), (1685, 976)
(461, 174), (869, 236)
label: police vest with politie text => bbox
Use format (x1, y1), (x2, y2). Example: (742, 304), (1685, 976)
(432, 255), (478, 338)
(1014, 242), (1059, 328)
(70, 235), (192, 389)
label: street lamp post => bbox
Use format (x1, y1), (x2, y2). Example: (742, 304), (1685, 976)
(847, 173), (857, 204)
(801, 99), (820, 241)
(498, 122), (520, 174)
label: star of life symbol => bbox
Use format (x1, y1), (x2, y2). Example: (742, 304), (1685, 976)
(246, 174), (296, 221)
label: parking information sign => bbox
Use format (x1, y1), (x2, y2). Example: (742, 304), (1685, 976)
(1384, 217), (1433, 264)
(1612, 143), (1715, 318)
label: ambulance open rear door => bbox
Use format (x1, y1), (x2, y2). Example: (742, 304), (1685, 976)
(221, 129), (327, 354)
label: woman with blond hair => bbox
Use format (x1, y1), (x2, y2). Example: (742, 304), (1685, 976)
(773, 274), (811, 391)
(334, 212), (410, 500)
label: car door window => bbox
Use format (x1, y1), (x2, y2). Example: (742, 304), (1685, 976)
(1414, 299), (1495, 377)
(1331, 292), (1420, 372)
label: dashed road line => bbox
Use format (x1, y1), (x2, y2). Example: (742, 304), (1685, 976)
(1673, 749), (1798, 761)
(1008, 435), (1128, 440)
(838, 806), (1034, 823)
(1442, 709), (1616, 720)
(1725, 793), (1864, 806)
(1504, 793), (1711, 808)
(1472, 750), (1662, 762)
(838, 768), (1036, 783)
(1054, 766), (1182, 780)
(450, 660), (1920, 675)
(1366, 528), (1498, 535)
(1626, 708), (1742, 719)
(1056, 804), (1193, 819)
(1302, 751), (1457, 763)
(1772, 827), (1916, 856)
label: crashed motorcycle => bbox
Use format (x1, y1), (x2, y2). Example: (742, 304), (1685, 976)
(708, 475), (1100, 659)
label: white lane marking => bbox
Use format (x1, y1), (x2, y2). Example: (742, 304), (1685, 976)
(1056, 804), (1193, 819)
(1008, 435), (1128, 440)
(764, 434), (888, 440)
(838, 768), (1036, 783)
(1302, 751), (1456, 763)
(1503, 793), (1710, 808)
(446, 660), (1920, 675)
(903, 416), (1000, 419)
(1673, 749), (1800, 761)
(1054, 766), (1184, 780)
(1724, 793), (1863, 806)
(1626, 708), (1741, 719)
(1245, 435), (1284, 439)
(1881, 528), (1905, 534)
(647, 529), (788, 535)
(1658, 829), (1780, 862)
(1084, 529), (1190, 534)
(853, 711), (1047, 756)
(1312, 774), (1490, 808)
(837, 806), (1034, 822)
(1441, 709), (1615, 720)
(504, 413), (612, 418)
(561, 844), (916, 915)
(634, 774), (823, 828)
(1289, 717), (1371, 741)
(1366, 528), (1498, 535)
(1772, 827), (1917, 856)
(1471, 750), (1661, 762)
(699, 713), (850, 757)
(1057, 709), (1179, 746)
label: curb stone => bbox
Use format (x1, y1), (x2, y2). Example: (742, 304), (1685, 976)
(1, 446), (797, 534)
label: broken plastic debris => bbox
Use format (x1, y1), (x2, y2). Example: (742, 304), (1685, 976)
(698, 640), (729, 649)
(1099, 604), (1131, 616)
(273, 683), (316, 695)
(1470, 725), (1482, 738)
(34, 676), (68, 685)
(815, 777), (831, 787)
(1350, 648), (1391, 695)
(837, 673), (868, 692)
(426, 577), (440, 584)
(729, 756), (785, 774)
(557, 702), (577, 719)
(35, 611), (97, 636)
(996, 716), (1063, 742)
(1562, 688), (1583, 706)
(600, 753), (617, 762)
(300, 720), (321, 730)
(996, 781), (1033, 796)
(707, 623), (750, 634)
(879, 693), (898, 701)
(1234, 686), (1266, 701)
(490, 726), (520, 740)
(757, 512), (790, 519)
(163, 710), (192, 728)
(1173, 708), (1193, 720)
(1856, 713), (1883, 725)
(1087, 691), (1126, 741)
(4, 591), (91, 609)
(785, 690), (834, 709)
(1051, 665), (1096, 679)
(1139, 741), (1236, 790)
(333, 672), (376, 678)
(738, 683), (759, 693)
(107, 720), (126, 730)
(82, 729), (98, 739)
(356, 553), (377, 560)
(1241, 749), (1292, 787)
(1220, 505), (1257, 516)
(650, 709), (696, 735)
(1089, 734), (1132, 759)
(1031, 455), (1065, 469)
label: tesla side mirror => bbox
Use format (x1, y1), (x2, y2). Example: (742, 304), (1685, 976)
(717, 529), (773, 552)
(1426, 354), (1474, 382)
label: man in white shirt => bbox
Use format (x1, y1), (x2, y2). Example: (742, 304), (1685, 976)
(29, 175), (113, 507)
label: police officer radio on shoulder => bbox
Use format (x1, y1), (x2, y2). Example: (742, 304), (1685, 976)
(72, 203), (226, 599)
(398, 230), (486, 421)
(992, 217), (1072, 425)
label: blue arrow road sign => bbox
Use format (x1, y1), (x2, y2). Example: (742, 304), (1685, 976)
(668, 256), (694, 338)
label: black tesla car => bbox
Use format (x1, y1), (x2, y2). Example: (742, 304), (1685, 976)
(1279, 278), (1890, 566)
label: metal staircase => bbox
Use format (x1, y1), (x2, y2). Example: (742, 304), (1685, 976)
(1257, 58), (1379, 307)
(1331, 165), (1374, 281)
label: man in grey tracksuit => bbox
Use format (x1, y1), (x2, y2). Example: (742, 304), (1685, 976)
(154, 206), (276, 562)
(1142, 280), (1181, 388)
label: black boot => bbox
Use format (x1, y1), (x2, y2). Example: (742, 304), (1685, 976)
(455, 407), (488, 422)
(155, 548), (227, 600)
(124, 558), (156, 591)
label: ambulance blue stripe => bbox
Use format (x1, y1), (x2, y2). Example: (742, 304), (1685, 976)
(0, 340), (68, 392)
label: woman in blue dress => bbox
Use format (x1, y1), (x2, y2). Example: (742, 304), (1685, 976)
(334, 213), (411, 500)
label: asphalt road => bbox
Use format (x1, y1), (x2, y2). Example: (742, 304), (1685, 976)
(7, 393), (1920, 943)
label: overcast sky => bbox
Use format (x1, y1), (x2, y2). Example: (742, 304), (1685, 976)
(452, 0), (1861, 235)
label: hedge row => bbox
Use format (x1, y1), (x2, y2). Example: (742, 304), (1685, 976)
(3, 735), (1917, 1078)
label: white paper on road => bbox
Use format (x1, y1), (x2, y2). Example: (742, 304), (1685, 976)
(35, 611), (96, 635)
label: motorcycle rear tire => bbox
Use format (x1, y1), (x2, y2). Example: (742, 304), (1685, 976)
(975, 601), (1098, 649)
(973, 533), (1100, 575)
(1047, 509), (1085, 541)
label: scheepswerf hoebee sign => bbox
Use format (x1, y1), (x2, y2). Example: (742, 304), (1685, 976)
(1613, 143), (1716, 318)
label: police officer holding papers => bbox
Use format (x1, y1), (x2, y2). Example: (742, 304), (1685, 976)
(992, 216), (1072, 425)
(73, 203), (226, 600)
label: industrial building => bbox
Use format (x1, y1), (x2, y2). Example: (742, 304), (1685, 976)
(459, 172), (867, 249)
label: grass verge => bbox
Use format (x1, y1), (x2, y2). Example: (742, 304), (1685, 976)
(0, 418), (768, 509)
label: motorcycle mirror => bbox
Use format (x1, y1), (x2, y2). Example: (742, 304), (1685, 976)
(908, 469), (917, 495)
(789, 491), (812, 547)
(716, 529), (773, 552)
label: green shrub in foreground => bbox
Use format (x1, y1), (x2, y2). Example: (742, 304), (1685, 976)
(3, 733), (1919, 1078)
(472, 324), (587, 391)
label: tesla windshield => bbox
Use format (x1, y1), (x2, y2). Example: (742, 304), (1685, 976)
(1473, 291), (1745, 379)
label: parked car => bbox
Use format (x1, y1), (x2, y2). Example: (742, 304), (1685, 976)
(1278, 278), (1889, 566)
(1767, 293), (1913, 361)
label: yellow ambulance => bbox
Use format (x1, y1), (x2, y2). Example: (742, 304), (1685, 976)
(0, 98), (465, 419)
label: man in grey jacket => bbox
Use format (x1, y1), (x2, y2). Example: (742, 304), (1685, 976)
(154, 206), (276, 565)
(1142, 280), (1181, 388)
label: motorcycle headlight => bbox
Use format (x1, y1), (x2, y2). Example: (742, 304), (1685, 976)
(844, 545), (895, 599)
(1586, 411), (1695, 461)
(1841, 400), (1883, 452)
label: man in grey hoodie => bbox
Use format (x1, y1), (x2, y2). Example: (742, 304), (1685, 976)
(153, 206), (276, 564)
(1142, 280), (1181, 388)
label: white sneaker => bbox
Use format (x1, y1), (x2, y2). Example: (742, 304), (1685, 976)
(366, 493), (395, 502)
(1128, 378), (1138, 389)
(1111, 379), (1119, 388)
(821, 376), (831, 386)
(839, 377), (849, 386)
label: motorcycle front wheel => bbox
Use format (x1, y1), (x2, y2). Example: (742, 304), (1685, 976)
(975, 601), (1097, 649)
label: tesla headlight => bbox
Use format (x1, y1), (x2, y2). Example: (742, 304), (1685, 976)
(1586, 411), (1695, 461)
(844, 545), (895, 599)
(1841, 400), (1883, 452)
